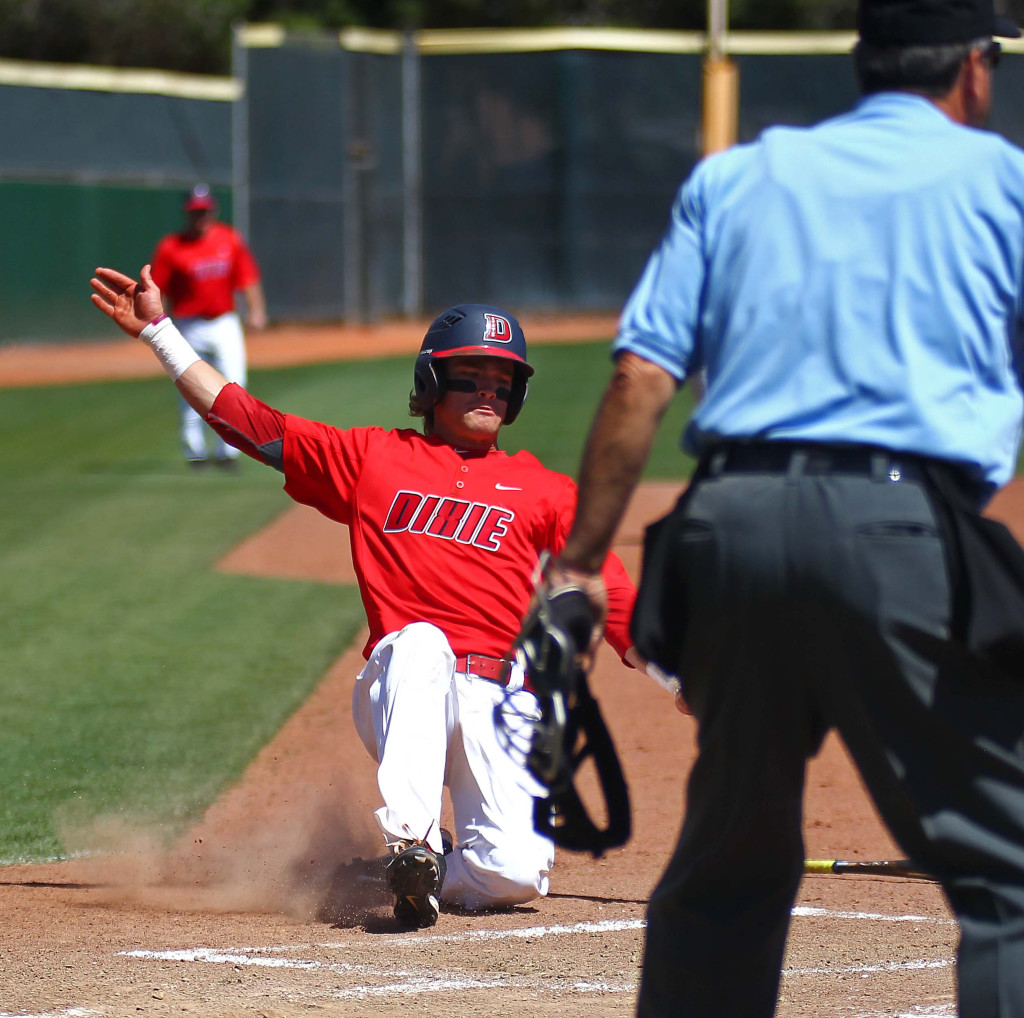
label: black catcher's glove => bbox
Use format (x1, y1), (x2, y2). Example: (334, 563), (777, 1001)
(496, 583), (631, 858)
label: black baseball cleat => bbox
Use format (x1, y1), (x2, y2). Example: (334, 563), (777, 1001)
(386, 843), (447, 928)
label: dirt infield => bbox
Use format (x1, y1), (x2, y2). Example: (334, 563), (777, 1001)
(7, 324), (1024, 1017)
(0, 314), (622, 388)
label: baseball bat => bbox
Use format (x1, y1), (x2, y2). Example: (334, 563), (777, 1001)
(804, 858), (935, 881)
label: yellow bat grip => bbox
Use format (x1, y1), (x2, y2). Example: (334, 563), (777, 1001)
(803, 859), (838, 874)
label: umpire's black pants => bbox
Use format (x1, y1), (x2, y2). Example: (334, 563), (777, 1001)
(636, 447), (1024, 1018)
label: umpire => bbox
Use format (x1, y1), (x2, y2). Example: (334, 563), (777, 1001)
(550, 0), (1024, 1015)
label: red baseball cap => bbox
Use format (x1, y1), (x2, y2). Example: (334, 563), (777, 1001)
(184, 184), (216, 211)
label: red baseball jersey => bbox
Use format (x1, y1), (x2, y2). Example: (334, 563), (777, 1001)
(207, 384), (637, 662)
(150, 222), (260, 319)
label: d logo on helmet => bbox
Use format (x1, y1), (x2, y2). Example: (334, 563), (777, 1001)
(483, 314), (512, 343)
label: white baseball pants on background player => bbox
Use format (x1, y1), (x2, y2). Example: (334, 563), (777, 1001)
(352, 621), (554, 910)
(177, 313), (247, 462)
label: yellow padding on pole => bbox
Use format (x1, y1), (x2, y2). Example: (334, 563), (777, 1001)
(702, 57), (739, 156)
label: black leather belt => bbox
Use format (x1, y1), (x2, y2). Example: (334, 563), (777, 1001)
(455, 654), (513, 685)
(704, 442), (928, 483)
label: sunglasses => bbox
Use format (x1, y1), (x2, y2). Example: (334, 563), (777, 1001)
(981, 39), (1002, 69)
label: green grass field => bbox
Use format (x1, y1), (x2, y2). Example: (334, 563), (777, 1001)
(0, 341), (695, 863)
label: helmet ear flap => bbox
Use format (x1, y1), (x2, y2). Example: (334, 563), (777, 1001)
(503, 371), (529, 425)
(413, 353), (443, 409)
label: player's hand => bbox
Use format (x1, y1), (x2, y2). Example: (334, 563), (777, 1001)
(247, 308), (268, 331)
(90, 264), (165, 339)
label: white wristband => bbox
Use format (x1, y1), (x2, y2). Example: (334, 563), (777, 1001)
(646, 661), (682, 697)
(139, 317), (201, 381)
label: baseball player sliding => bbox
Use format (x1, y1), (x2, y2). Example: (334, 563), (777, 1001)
(90, 264), (645, 929)
(150, 185), (267, 470)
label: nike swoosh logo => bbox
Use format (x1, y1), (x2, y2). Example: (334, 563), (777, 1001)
(495, 483), (522, 491)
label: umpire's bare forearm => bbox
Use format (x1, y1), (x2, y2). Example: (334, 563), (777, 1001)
(559, 353), (678, 575)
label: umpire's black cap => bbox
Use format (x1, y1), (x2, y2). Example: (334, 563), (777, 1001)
(859, 0), (1021, 45)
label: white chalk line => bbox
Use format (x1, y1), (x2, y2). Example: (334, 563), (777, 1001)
(318, 907), (948, 951)
(122, 947), (329, 970)
(120, 942), (957, 1000)
(119, 948), (634, 999)
(789, 957), (954, 977)
(119, 905), (956, 1000)
(121, 906), (949, 967)
(325, 916), (647, 947)
(855, 1007), (956, 1018)
(331, 974), (636, 999)
(793, 906), (954, 925)
(0, 1010), (100, 1018)
(319, 961), (959, 1001)
(118, 917), (646, 967)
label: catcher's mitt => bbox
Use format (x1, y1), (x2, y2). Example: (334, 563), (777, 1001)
(495, 581), (631, 857)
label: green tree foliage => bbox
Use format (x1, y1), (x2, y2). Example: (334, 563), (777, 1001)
(0, 0), (248, 73)
(0, 0), (1021, 74)
(248, 0), (859, 31)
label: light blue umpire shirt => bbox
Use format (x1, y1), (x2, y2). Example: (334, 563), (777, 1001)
(614, 91), (1024, 497)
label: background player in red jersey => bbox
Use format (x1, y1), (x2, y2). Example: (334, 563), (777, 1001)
(150, 185), (267, 470)
(90, 263), (650, 929)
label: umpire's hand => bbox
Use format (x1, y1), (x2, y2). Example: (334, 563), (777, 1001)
(545, 560), (607, 672)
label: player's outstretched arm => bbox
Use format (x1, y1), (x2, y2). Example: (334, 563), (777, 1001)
(91, 265), (228, 417)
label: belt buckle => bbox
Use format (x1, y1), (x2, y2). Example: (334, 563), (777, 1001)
(466, 654), (511, 685)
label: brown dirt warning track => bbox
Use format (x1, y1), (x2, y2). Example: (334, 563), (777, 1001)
(3, 318), (1021, 1018)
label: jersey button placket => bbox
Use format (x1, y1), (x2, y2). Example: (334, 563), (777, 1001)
(456, 463), (469, 491)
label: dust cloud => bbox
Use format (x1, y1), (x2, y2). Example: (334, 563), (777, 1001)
(55, 780), (385, 924)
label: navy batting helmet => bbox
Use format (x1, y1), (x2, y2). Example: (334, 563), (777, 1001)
(413, 304), (534, 425)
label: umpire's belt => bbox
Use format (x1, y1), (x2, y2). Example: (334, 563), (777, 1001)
(456, 654), (513, 685)
(704, 442), (930, 484)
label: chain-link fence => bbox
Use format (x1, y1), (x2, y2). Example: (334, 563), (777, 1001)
(0, 63), (235, 341)
(3, 30), (1024, 341)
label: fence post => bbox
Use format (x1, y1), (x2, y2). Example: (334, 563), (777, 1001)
(402, 29), (423, 318)
(231, 21), (250, 240)
(342, 48), (365, 323)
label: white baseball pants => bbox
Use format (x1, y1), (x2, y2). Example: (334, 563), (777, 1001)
(352, 622), (554, 910)
(177, 312), (247, 462)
